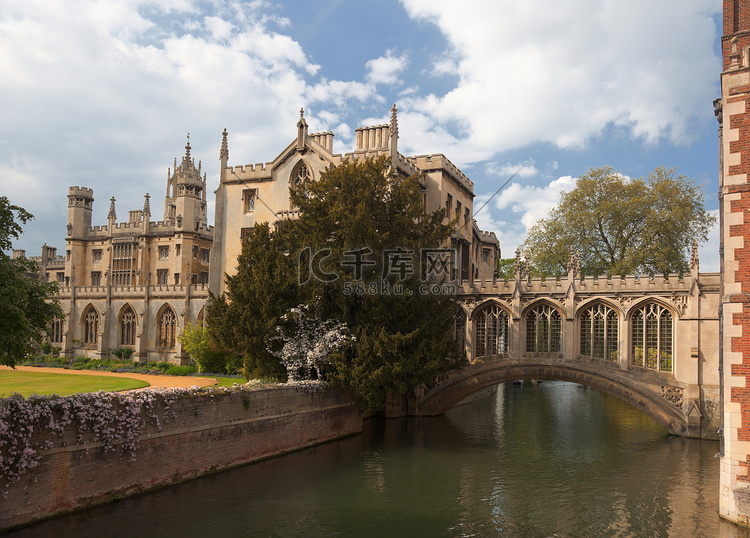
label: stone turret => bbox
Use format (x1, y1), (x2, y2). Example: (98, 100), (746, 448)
(164, 135), (208, 230)
(67, 187), (94, 238)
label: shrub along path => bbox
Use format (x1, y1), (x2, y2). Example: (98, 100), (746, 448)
(0, 366), (218, 390)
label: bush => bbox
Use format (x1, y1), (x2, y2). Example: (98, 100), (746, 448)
(165, 365), (198, 376)
(111, 348), (133, 360)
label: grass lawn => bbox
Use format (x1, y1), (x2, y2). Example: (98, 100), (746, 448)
(0, 371), (149, 398)
(206, 376), (246, 388)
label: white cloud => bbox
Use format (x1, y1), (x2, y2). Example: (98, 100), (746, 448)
(366, 50), (409, 85)
(399, 0), (720, 158)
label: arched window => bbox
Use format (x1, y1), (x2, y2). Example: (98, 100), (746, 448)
(158, 306), (177, 349)
(580, 303), (618, 361)
(454, 309), (467, 351)
(119, 306), (136, 346)
(83, 306), (99, 345)
(526, 304), (561, 353)
(475, 304), (509, 358)
(291, 161), (311, 189)
(51, 318), (64, 343)
(196, 308), (205, 327)
(631, 303), (673, 372)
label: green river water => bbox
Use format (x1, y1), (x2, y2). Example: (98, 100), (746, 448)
(9, 380), (750, 537)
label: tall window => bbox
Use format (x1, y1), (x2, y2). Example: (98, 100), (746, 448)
(526, 304), (562, 353)
(580, 304), (618, 360)
(157, 269), (169, 285)
(51, 318), (64, 343)
(454, 309), (467, 351)
(475, 304), (510, 357)
(632, 303), (673, 372)
(112, 242), (135, 286)
(243, 189), (256, 213)
(158, 306), (177, 349)
(292, 162), (310, 188)
(83, 306), (99, 345)
(120, 306), (136, 346)
(446, 194), (453, 219)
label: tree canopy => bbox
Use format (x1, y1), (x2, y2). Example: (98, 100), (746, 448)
(207, 156), (465, 412)
(521, 166), (716, 277)
(0, 197), (62, 367)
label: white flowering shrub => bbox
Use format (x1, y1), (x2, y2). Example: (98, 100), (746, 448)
(271, 305), (353, 382)
(0, 387), (204, 496)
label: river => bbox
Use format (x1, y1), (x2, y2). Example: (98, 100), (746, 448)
(8, 380), (749, 537)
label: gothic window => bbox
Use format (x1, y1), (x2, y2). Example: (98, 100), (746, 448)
(243, 189), (256, 213)
(158, 306), (177, 349)
(157, 269), (169, 285)
(112, 242), (135, 286)
(580, 303), (618, 361)
(93, 249), (102, 261)
(51, 318), (64, 343)
(90, 271), (101, 286)
(454, 309), (467, 351)
(119, 306), (136, 346)
(631, 303), (673, 372)
(291, 162), (310, 189)
(475, 304), (510, 358)
(199, 271), (209, 284)
(200, 249), (209, 263)
(158, 246), (169, 259)
(82, 306), (99, 345)
(525, 304), (562, 353)
(446, 194), (453, 219)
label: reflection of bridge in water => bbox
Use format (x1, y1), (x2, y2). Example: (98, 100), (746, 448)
(406, 252), (720, 439)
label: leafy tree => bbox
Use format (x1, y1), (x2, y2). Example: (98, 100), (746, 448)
(206, 221), (303, 380)
(0, 197), (62, 367)
(521, 166), (716, 277)
(178, 321), (236, 374)
(291, 156), (465, 412)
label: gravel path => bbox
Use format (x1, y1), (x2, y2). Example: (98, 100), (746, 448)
(0, 365), (218, 389)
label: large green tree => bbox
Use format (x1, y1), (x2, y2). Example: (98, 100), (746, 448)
(290, 156), (464, 412)
(0, 197), (62, 367)
(521, 166), (716, 277)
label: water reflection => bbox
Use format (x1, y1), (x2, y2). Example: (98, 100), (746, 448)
(9, 381), (749, 537)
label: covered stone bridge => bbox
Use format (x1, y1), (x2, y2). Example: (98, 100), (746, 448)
(405, 251), (721, 439)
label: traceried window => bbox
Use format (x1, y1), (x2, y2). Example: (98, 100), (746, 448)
(475, 304), (510, 358)
(82, 306), (99, 345)
(90, 271), (101, 286)
(454, 309), (467, 351)
(291, 162), (310, 188)
(93, 249), (102, 262)
(580, 303), (618, 361)
(243, 189), (257, 213)
(112, 242), (135, 286)
(158, 306), (177, 349)
(51, 318), (64, 343)
(631, 303), (673, 372)
(526, 304), (562, 353)
(157, 269), (169, 286)
(119, 306), (136, 346)
(158, 246), (169, 259)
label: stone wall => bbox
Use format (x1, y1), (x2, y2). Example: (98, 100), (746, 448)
(1, 386), (362, 531)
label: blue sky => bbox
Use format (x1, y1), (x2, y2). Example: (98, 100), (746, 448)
(1, 0), (723, 271)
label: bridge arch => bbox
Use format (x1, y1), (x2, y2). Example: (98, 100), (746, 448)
(414, 362), (688, 436)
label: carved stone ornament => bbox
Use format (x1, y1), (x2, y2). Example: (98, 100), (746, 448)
(672, 295), (689, 315)
(661, 385), (684, 407)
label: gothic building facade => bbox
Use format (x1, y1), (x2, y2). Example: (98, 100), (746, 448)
(209, 105), (500, 296)
(38, 139), (213, 363)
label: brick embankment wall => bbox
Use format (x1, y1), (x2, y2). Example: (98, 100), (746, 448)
(1, 385), (362, 530)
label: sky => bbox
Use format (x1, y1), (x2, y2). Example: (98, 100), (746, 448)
(0, 0), (723, 271)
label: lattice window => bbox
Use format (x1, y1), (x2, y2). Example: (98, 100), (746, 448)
(580, 304), (618, 360)
(83, 306), (99, 345)
(292, 162), (310, 188)
(158, 306), (177, 349)
(51, 318), (64, 343)
(631, 303), (673, 372)
(454, 309), (467, 351)
(112, 243), (135, 286)
(119, 306), (136, 346)
(526, 304), (561, 353)
(475, 304), (510, 358)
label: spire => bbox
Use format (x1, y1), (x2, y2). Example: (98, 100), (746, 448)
(297, 107), (308, 150)
(390, 103), (399, 139)
(108, 196), (116, 221)
(514, 248), (522, 279)
(220, 128), (229, 161)
(691, 239), (699, 272)
(143, 193), (151, 216)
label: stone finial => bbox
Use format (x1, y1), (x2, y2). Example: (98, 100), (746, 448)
(143, 193), (151, 216)
(185, 133), (191, 160)
(390, 104), (399, 139)
(297, 107), (308, 150)
(108, 196), (116, 221)
(220, 128), (229, 161)
(524, 256), (530, 281)
(567, 247), (580, 278)
(691, 239), (699, 271)
(575, 250), (581, 276)
(514, 248), (522, 278)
